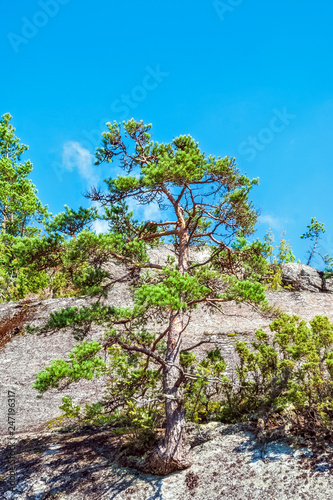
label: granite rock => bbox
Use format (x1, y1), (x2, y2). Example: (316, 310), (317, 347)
(0, 423), (332, 499)
(280, 263), (324, 292)
(1, 246), (333, 435)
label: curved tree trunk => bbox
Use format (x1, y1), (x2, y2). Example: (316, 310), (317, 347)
(307, 234), (319, 266)
(147, 232), (193, 475)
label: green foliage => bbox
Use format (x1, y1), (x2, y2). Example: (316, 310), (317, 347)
(94, 119), (259, 240)
(135, 267), (211, 311)
(0, 113), (48, 237)
(103, 201), (139, 241)
(221, 276), (267, 305)
(277, 230), (296, 263)
(2, 115), (332, 458)
(263, 228), (298, 265)
(32, 340), (107, 393)
(59, 396), (81, 418)
(300, 217), (326, 241)
(45, 303), (135, 331)
(0, 233), (73, 301)
(300, 217), (332, 267)
(264, 265), (284, 291)
(33, 310), (333, 440)
(263, 228), (275, 263)
(229, 233), (270, 282)
(182, 348), (229, 423)
(180, 351), (197, 368)
(0, 226), (152, 302)
(222, 313), (333, 434)
(44, 205), (99, 239)
(0, 113), (52, 300)
(1, 119), (267, 310)
(323, 255), (333, 279)
(126, 401), (160, 441)
(0, 238), (50, 301)
(263, 265), (294, 292)
(260, 228), (302, 292)
(30, 119), (311, 467)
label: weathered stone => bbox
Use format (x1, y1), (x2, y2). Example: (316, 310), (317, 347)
(1, 289), (333, 436)
(1, 246), (333, 436)
(323, 276), (333, 293)
(1, 424), (333, 499)
(280, 263), (324, 292)
(1, 245), (333, 498)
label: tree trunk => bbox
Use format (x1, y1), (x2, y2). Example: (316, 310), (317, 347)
(146, 232), (193, 475)
(2, 205), (8, 234)
(307, 235), (318, 266)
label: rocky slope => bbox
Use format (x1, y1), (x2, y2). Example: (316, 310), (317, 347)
(0, 246), (333, 436)
(1, 246), (333, 498)
(1, 422), (333, 499)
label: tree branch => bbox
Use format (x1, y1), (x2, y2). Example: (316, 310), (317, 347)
(116, 341), (167, 368)
(182, 339), (213, 351)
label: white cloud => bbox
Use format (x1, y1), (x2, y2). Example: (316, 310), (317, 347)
(62, 141), (99, 187)
(127, 198), (162, 222)
(60, 144), (165, 233)
(92, 219), (110, 235)
(258, 214), (288, 231)
(142, 201), (162, 221)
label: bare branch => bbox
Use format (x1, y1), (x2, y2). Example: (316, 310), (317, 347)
(182, 339), (213, 351)
(161, 184), (185, 228)
(116, 341), (167, 368)
(151, 325), (171, 351)
(140, 228), (178, 242)
(176, 185), (188, 205)
(188, 244), (230, 271)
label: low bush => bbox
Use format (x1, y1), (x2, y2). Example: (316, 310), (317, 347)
(33, 313), (333, 445)
(222, 314), (333, 440)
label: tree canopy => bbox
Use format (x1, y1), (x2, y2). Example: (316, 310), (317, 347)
(32, 119), (273, 475)
(0, 113), (48, 237)
(0, 117), (332, 476)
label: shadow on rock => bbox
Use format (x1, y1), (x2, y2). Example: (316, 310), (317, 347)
(0, 428), (164, 499)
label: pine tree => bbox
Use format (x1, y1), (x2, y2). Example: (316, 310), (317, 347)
(300, 217), (330, 267)
(44, 205), (99, 239)
(33, 119), (270, 474)
(0, 113), (48, 237)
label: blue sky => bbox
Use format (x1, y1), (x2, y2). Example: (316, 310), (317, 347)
(1, 0), (332, 268)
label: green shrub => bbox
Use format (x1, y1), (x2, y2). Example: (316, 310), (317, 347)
(220, 313), (333, 437)
(33, 312), (333, 443)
